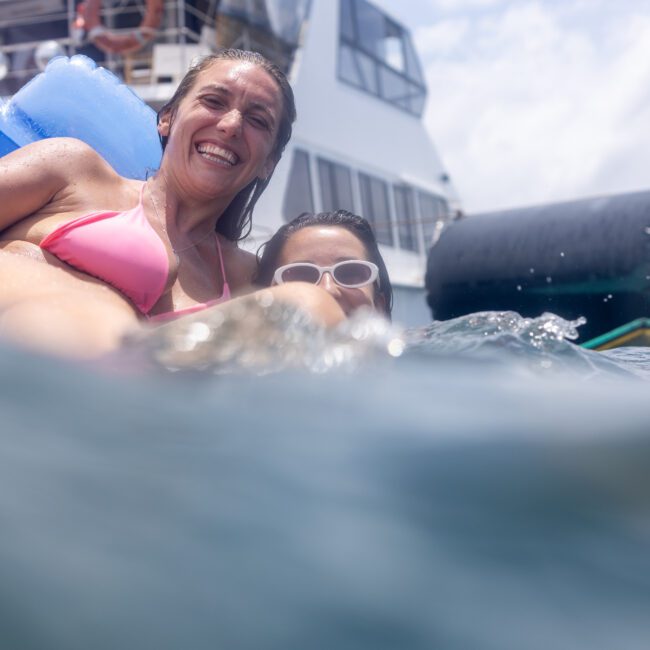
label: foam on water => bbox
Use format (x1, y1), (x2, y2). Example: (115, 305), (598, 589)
(127, 300), (645, 380)
(125, 298), (407, 374)
(1, 307), (650, 649)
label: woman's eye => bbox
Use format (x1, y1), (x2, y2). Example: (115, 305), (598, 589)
(203, 96), (225, 108)
(248, 115), (269, 129)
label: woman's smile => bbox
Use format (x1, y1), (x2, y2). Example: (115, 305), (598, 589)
(195, 142), (238, 167)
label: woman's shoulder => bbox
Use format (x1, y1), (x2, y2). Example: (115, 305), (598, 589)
(0, 138), (127, 232)
(15, 137), (118, 180)
(219, 238), (258, 289)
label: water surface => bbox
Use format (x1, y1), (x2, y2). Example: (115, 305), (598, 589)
(1, 308), (649, 649)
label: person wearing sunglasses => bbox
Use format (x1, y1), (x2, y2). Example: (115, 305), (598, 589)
(255, 211), (393, 319)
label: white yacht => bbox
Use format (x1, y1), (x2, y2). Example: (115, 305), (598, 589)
(0, 0), (460, 324)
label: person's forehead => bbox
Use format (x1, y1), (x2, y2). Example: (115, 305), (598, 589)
(194, 60), (280, 102)
(284, 226), (368, 257)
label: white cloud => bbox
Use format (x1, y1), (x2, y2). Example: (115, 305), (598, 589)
(416, 1), (650, 212)
(415, 19), (470, 58)
(428, 0), (508, 11)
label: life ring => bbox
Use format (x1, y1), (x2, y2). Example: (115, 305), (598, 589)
(75, 0), (164, 55)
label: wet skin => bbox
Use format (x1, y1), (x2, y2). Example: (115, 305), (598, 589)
(0, 58), (287, 353)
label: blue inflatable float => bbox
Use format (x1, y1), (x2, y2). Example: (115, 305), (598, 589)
(0, 55), (162, 180)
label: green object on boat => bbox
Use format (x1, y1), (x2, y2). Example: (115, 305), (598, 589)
(582, 318), (650, 350)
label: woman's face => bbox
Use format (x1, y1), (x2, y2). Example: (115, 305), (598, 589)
(274, 226), (383, 316)
(158, 59), (283, 201)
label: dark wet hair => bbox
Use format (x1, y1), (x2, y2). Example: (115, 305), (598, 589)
(157, 49), (296, 242)
(255, 210), (393, 318)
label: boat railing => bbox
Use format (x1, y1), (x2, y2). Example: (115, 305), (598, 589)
(0, 0), (301, 100)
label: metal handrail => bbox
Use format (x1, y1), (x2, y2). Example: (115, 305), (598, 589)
(0, 1), (207, 86)
(1, 0), (302, 92)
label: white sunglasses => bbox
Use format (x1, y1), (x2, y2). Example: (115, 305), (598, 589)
(273, 260), (379, 289)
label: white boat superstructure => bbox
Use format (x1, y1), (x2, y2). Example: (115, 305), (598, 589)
(250, 0), (461, 323)
(0, 0), (460, 324)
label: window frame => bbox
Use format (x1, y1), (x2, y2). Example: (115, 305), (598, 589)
(358, 171), (394, 247)
(282, 150), (448, 256)
(317, 156), (356, 213)
(337, 0), (427, 117)
(393, 183), (421, 253)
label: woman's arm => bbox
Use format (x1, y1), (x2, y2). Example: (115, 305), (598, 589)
(0, 137), (112, 233)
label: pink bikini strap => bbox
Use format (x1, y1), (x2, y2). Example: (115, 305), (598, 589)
(214, 233), (231, 295)
(214, 233), (227, 278)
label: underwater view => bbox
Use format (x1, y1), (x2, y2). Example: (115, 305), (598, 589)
(1, 306), (649, 649)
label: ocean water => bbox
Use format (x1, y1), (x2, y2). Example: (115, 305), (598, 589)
(1, 307), (649, 649)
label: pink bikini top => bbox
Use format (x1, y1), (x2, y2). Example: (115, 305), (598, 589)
(40, 182), (231, 319)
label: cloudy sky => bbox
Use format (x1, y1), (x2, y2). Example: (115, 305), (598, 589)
(373, 0), (650, 214)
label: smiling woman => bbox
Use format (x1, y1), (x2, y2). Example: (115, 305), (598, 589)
(0, 49), (348, 358)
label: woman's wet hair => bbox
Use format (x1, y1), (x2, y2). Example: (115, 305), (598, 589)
(255, 210), (394, 318)
(157, 49), (296, 242)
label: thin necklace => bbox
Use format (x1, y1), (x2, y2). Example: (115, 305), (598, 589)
(147, 181), (214, 254)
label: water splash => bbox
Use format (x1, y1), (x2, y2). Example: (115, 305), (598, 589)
(127, 296), (405, 375)
(405, 311), (637, 379)
(124, 301), (647, 381)
(416, 311), (585, 349)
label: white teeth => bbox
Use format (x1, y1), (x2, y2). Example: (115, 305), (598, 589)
(196, 143), (238, 166)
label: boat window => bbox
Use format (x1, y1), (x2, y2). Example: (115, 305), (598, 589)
(318, 158), (355, 213)
(339, 44), (379, 95)
(216, 0), (312, 73)
(355, 1), (404, 73)
(359, 172), (394, 247)
(393, 184), (420, 252)
(339, 0), (356, 41)
(283, 148), (314, 221)
(338, 0), (426, 117)
(378, 66), (411, 111)
(403, 32), (425, 84)
(418, 191), (449, 248)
